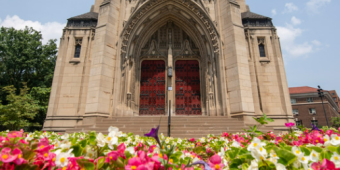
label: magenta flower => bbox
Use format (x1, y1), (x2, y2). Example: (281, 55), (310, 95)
(7, 131), (23, 138)
(12, 148), (26, 165)
(0, 148), (17, 163)
(208, 154), (224, 170)
(144, 125), (161, 147)
(181, 164), (195, 170)
(311, 159), (340, 170)
(125, 157), (142, 170)
(105, 151), (119, 163)
(285, 122), (295, 128)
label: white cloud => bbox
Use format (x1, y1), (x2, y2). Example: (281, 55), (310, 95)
(307, 0), (331, 13)
(271, 9), (277, 16)
(283, 3), (299, 13)
(277, 25), (320, 57)
(312, 40), (321, 46)
(291, 16), (301, 25)
(0, 15), (65, 46)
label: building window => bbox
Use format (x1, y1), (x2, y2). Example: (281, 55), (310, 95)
(311, 120), (318, 126)
(332, 93), (335, 95)
(291, 98), (296, 104)
(292, 109), (299, 115)
(258, 38), (266, 57)
(307, 98), (313, 103)
(309, 108), (316, 115)
(74, 38), (82, 58)
(334, 97), (337, 101)
(296, 120), (302, 126)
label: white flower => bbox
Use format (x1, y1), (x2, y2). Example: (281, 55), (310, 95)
(61, 133), (69, 140)
(231, 140), (241, 148)
(270, 152), (279, 160)
(248, 160), (258, 170)
(292, 146), (304, 158)
(331, 152), (340, 167)
(218, 147), (225, 158)
(54, 141), (61, 149)
(331, 134), (340, 146)
(298, 155), (309, 164)
(310, 150), (319, 162)
(126, 147), (135, 155)
(251, 147), (267, 162)
(276, 163), (286, 170)
(25, 133), (34, 141)
(96, 133), (106, 147)
(105, 133), (118, 150)
(60, 141), (71, 150)
(55, 150), (74, 168)
(247, 137), (266, 151)
(108, 126), (119, 133)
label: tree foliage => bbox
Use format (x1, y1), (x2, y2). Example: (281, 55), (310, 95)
(331, 117), (340, 129)
(0, 84), (40, 130)
(0, 26), (57, 130)
(0, 26), (57, 101)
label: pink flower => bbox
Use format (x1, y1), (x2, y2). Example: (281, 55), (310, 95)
(285, 122), (295, 128)
(0, 148), (17, 163)
(12, 148), (26, 165)
(189, 138), (195, 142)
(208, 154), (224, 170)
(105, 151), (119, 163)
(125, 157), (142, 170)
(7, 131), (23, 138)
(311, 159), (340, 170)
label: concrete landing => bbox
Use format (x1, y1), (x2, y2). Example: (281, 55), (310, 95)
(66, 116), (274, 138)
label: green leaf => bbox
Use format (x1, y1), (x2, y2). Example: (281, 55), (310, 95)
(242, 163), (249, 170)
(300, 147), (311, 156)
(96, 157), (105, 170)
(327, 146), (337, 152)
(71, 144), (83, 157)
(77, 159), (95, 170)
(309, 147), (323, 153)
(274, 147), (297, 166)
(320, 151), (332, 160)
(229, 159), (243, 169)
(227, 147), (241, 159)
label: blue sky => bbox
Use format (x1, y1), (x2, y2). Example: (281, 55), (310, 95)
(0, 0), (339, 93)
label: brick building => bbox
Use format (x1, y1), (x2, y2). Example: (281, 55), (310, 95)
(290, 86), (340, 128)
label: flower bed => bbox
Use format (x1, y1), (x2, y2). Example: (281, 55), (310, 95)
(1, 125), (340, 170)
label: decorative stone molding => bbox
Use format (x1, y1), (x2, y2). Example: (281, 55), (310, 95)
(120, 0), (220, 59)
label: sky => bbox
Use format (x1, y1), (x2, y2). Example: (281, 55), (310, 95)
(0, 0), (339, 93)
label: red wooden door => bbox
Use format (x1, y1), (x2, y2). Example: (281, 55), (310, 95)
(139, 60), (165, 115)
(175, 60), (202, 115)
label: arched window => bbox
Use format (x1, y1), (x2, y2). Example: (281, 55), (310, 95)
(259, 44), (266, 57)
(74, 38), (82, 58)
(258, 38), (266, 57)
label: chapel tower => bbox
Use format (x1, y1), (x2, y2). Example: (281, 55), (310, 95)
(43, 0), (294, 133)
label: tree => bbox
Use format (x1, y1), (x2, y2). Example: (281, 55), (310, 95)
(29, 87), (51, 131)
(0, 26), (57, 130)
(0, 26), (57, 102)
(0, 84), (40, 130)
(331, 117), (340, 129)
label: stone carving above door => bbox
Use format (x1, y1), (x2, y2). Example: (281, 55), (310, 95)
(140, 22), (199, 58)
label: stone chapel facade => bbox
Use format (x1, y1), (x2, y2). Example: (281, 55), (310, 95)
(43, 0), (294, 132)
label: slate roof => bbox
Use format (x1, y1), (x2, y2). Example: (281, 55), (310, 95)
(68, 12), (99, 20)
(241, 11), (271, 20)
(289, 86), (324, 94)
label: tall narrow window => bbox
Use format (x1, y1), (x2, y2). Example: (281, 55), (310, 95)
(258, 38), (266, 57)
(74, 38), (82, 58)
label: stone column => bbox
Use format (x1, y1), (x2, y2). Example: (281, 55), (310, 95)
(217, 1), (255, 123)
(84, 0), (121, 123)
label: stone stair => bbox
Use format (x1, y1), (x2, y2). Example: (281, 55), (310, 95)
(66, 116), (275, 138)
